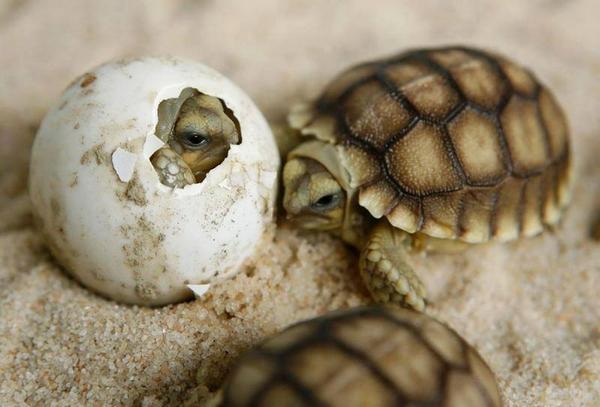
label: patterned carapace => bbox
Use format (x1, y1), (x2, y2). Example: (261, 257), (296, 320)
(222, 307), (502, 406)
(301, 46), (571, 243)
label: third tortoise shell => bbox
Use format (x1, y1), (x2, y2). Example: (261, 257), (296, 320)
(222, 306), (502, 406)
(290, 46), (572, 243)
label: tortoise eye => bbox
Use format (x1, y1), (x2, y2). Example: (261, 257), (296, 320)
(311, 193), (342, 211)
(180, 131), (210, 149)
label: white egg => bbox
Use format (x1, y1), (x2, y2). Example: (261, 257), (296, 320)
(29, 57), (279, 306)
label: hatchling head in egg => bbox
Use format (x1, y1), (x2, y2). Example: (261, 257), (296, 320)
(150, 88), (241, 187)
(282, 46), (572, 311)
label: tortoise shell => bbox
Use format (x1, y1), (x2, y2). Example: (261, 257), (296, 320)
(222, 306), (502, 406)
(290, 46), (572, 243)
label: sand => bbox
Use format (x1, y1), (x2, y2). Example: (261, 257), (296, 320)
(0, 0), (599, 406)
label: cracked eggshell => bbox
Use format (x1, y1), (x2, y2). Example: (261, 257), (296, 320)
(29, 57), (279, 306)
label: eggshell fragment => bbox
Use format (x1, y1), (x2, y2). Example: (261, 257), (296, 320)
(187, 284), (211, 298)
(29, 57), (279, 306)
(112, 148), (137, 182)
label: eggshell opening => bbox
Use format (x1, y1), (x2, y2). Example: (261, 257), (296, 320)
(143, 85), (245, 196)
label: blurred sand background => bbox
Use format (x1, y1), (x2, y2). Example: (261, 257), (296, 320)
(0, 0), (599, 405)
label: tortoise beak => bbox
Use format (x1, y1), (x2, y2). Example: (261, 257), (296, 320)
(286, 211), (332, 230)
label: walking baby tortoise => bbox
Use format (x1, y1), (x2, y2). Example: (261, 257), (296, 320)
(218, 306), (502, 406)
(283, 46), (572, 311)
(150, 88), (240, 188)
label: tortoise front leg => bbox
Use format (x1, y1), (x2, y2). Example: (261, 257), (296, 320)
(359, 221), (427, 311)
(150, 147), (196, 188)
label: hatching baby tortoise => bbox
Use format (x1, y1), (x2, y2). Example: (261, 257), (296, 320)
(218, 306), (502, 406)
(150, 88), (240, 187)
(283, 46), (572, 311)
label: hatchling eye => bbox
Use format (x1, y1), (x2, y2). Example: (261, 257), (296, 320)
(181, 131), (210, 148)
(312, 193), (341, 210)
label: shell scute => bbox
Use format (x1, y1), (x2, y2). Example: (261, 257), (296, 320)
(491, 178), (525, 241)
(451, 57), (508, 110)
(372, 329), (444, 400)
(501, 96), (549, 175)
(386, 122), (463, 196)
(446, 371), (493, 406)
(359, 180), (398, 219)
(556, 153), (572, 208)
(225, 354), (276, 406)
(259, 383), (307, 405)
(342, 80), (411, 149)
(421, 319), (466, 366)
(427, 48), (473, 70)
(459, 189), (498, 242)
(467, 348), (503, 406)
(538, 88), (569, 160)
(541, 166), (561, 225)
(521, 175), (545, 236)
(499, 57), (538, 97)
(387, 196), (421, 233)
(320, 63), (377, 105)
(384, 58), (432, 88)
(421, 192), (464, 239)
(402, 73), (461, 119)
(448, 108), (507, 185)
(341, 144), (381, 187)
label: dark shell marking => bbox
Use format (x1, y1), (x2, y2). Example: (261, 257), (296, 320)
(308, 46), (571, 243)
(222, 307), (502, 406)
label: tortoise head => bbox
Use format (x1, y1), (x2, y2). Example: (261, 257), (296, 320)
(283, 156), (346, 231)
(170, 93), (240, 182)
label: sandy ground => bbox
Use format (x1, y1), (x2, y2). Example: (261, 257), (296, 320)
(0, 0), (599, 405)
